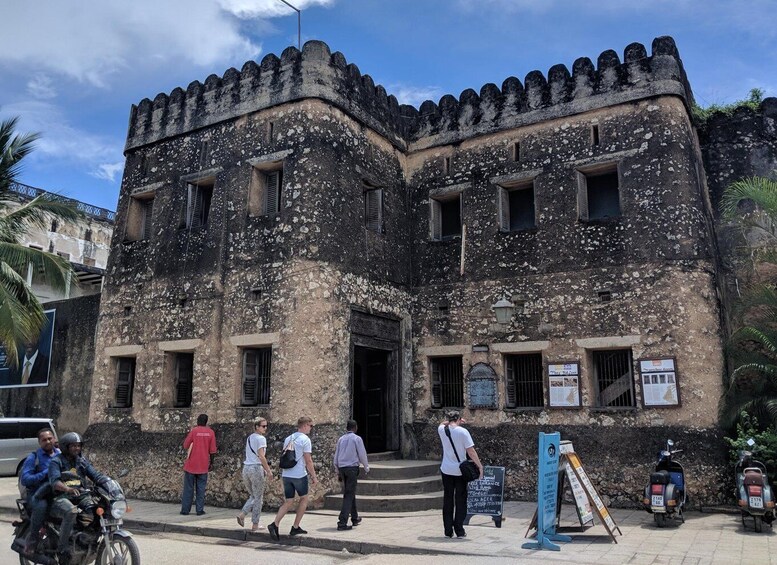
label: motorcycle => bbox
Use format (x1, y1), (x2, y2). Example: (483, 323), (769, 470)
(736, 438), (775, 533)
(642, 439), (686, 527)
(10, 476), (139, 565)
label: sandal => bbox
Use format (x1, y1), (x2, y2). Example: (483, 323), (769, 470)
(236, 514), (245, 527)
(251, 524), (265, 531)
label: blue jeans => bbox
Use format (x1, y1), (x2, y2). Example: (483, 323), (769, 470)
(181, 472), (208, 514)
(26, 489), (49, 542)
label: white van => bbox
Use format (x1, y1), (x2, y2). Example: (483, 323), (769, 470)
(0, 418), (57, 476)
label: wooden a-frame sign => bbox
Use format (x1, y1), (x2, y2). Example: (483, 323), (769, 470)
(527, 441), (622, 544)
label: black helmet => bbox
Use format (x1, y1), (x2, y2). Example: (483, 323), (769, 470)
(59, 432), (84, 450)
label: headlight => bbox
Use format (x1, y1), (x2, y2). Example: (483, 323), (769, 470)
(111, 500), (127, 519)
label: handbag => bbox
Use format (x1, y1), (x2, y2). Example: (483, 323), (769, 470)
(444, 425), (480, 482)
(279, 433), (299, 469)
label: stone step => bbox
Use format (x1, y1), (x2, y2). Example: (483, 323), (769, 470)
(358, 475), (443, 496)
(367, 460), (439, 480)
(324, 491), (444, 512)
(366, 451), (401, 462)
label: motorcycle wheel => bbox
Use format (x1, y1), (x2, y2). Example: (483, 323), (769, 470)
(654, 513), (666, 528)
(754, 516), (763, 533)
(96, 535), (141, 565)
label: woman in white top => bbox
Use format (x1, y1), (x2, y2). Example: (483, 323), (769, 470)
(236, 418), (274, 531)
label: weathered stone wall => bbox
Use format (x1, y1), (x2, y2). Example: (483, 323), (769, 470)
(0, 294), (100, 433)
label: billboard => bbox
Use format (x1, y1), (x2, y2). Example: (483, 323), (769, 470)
(0, 309), (55, 388)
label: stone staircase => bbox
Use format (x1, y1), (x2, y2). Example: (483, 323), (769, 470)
(324, 451), (444, 512)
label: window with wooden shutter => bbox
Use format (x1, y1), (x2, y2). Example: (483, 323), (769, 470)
(248, 164), (283, 217)
(365, 188), (383, 232)
(174, 353), (194, 407)
(114, 358), (136, 408)
(430, 356), (463, 408)
(264, 170), (281, 215)
(185, 180), (214, 228)
(578, 163), (619, 222)
(498, 187), (510, 232)
(141, 198), (154, 240)
(430, 198), (442, 241)
(241, 348), (272, 406)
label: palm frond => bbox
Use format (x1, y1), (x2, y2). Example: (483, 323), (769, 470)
(721, 177), (777, 223)
(0, 242), (78, 293)
(0, 194), (82, 243)
(731, 326), (777, 356)
(0, 261), (46, 367)
(0, 117), (40, 194)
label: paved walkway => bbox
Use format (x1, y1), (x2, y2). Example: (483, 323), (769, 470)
(2, 478), (775, 564)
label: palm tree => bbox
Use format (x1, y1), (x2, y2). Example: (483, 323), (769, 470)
(0, 116), (81, 367)
(720, 177), (777, 428)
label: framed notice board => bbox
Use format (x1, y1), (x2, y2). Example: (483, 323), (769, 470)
(639, 357), (680, 407)
(547, 362), (581, 408)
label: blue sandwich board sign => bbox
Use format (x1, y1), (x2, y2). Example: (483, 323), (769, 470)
(522, 432), (571, 551)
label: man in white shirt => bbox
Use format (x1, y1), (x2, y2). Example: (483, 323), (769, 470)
(268, 416), (318, 540)
(438, 410), (483, 539)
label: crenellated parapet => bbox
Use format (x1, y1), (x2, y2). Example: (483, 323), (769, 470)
(125, 36), (693, 152)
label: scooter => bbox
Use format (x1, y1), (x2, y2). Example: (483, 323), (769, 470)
(736, 438), (775, 533)
(642, 439), (686, 527)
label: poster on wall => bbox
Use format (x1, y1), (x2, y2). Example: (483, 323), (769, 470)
(547, 362), (581, 408)
(639, 358), (680, 407)
(0, 309), (55, 388)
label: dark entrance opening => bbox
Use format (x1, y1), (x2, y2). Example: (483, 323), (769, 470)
(352, 346), (390, 453)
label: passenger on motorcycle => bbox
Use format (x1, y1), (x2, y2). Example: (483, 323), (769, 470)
(20, 427), (60, 554)
(48, 432), (109, 565)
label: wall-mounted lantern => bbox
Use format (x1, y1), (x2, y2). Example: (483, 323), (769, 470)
(492, 297), (515, 324)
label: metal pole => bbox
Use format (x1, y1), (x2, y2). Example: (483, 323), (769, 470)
(277, 0), (301, 50)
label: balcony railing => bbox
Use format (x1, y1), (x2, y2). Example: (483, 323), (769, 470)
(6, 181), (115, 222)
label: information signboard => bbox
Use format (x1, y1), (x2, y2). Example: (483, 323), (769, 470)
(548, 362), (581, 407)
(464, 466), (505, 527)
(639, 358), (680, 407)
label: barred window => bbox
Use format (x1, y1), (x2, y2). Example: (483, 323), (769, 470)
(504, 353), (544, 408)
(592, 349), (635, 407)
(114, 358), (136, 408)
(174, 352), (194, 408)
(242, 348), (272, 406)
(430, 356), (464, 408)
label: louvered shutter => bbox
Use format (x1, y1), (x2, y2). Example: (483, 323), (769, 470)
(175, 354), (193, 407)
(430, 199), (442, 241)
(577, 172), (589, 221)
(431, 361), (442, 408)
(498, 187), (510, 232)
(365, 189), (382, 232)
(265, 171), (280, 215)
(242, 350), (259, 405)
(505, 358), (516, 408)
(191, 186), (204, 228)
(115, 358), (135, 408)
(142, 199), (154, 240)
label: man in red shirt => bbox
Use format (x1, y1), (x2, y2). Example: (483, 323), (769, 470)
(181, 414), (217, 516)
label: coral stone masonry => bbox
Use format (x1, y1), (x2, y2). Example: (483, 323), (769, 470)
(86, 36), (777, 508)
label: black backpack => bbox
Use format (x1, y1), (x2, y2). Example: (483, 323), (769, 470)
(17, 451), (39, 498)
(279, 434), (299, 469)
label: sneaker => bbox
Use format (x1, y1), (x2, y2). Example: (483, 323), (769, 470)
(455, 530), (467, 538)
(179, 511), (190, 516)
(196, 510), (206, 516)
(267, 522), (280, 541)
(444, 530), (454, 538)
(337, 524), (353, 531)
(289, 526), (308, 536)
(351, 517), (362, 526)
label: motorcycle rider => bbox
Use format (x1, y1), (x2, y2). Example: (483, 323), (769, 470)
(48, 432), (108, 565)
(19, 428), (60, 554)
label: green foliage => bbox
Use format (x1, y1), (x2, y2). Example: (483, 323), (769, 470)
(725, 411), (777, 477)
(693, 88), (764, 125)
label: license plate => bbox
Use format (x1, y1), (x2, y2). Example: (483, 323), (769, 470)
(750, 496), (764, 509)
(651, 495), (664, 506)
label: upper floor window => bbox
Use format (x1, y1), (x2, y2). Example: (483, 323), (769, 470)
(592, 349), (635, 408)
(248, 163), (283, 217)
(125, 195), (154, 242)
(578, 164), (620, 221)
(498, 179), (536, 232)
(430, 193), (462, 241)
(242, 348), (272, 406)
(183, 179), (214, 229)
(113, 357), (136, 408)
(430, 356), (464, 408)
(364, 187), (383, 233)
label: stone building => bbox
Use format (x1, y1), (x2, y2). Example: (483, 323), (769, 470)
(86, 36), (750, 507)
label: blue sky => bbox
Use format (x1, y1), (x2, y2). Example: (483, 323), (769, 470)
(1, 0), (775, 212)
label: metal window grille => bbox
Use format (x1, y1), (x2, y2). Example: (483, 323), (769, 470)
(114, 358), (136, 408)
(242, 348), (272, 406)
(430, 357), (463, 408)
(174, 353), (194, 407)
(593, 349), (635, 407)
(505, 353), (544, 408)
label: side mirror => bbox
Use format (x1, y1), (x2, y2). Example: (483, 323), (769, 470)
(747, 438), (756, 448)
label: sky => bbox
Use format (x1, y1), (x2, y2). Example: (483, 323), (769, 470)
(0, 0), (775, 212)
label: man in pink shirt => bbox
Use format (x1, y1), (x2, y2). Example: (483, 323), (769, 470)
(181, 413), (217, 516)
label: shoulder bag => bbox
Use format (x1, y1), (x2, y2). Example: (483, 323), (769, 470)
(444, 425), (480, 482)
(279, 433), (299, 469)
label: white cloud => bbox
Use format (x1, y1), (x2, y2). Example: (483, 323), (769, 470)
(390, 85), (445, 107)
(0, 0), (334, 88)
(91, 161), (126, 183)
(27, 74), (57, 100)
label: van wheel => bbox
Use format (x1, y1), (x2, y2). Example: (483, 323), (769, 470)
(754, 516), (763, 533)
(654, 513), (666, 528)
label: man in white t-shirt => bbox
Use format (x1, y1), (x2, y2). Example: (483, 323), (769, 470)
(268, 416), (318, 540)
(438, 410), (483, 539)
